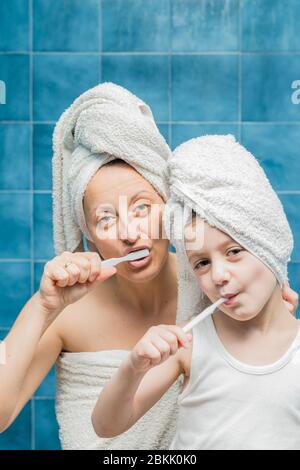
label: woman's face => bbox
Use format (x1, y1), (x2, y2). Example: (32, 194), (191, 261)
(83, 162), (169, 282)
(185, 218), (278, 321)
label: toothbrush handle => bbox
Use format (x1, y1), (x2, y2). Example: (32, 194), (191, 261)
(182, 298), (226, 333)
(182, 306), (217, 333)
(101, 258), (119, 268)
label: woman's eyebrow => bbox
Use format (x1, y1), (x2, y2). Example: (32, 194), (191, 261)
(92, 191), (154, 220)
(95, 204), (115, 213)
(129, 190), (154, 202)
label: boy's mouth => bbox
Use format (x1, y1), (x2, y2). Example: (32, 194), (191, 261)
(223, 293), (239, 306)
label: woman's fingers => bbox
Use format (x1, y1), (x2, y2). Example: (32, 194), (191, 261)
(44, 253), (86, 286)
(81, 252), (101, 282)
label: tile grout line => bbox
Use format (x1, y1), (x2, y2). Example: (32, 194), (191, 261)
(238, 0), (242, 141)
(1, 188), (300, 194)
(2, 51), (300, 56)
(168, 0), (172, 147)
(2, 120), (300, 125)
(99, 0), (102, 82)
(29, 0), (35, 451)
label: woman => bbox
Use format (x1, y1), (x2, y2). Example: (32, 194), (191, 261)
(0, 84), (297, 449)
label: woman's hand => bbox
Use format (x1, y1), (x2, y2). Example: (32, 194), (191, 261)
(38, 251), (116, 317)
(282, 282), (299, 315)
(129, 324), (192, 374)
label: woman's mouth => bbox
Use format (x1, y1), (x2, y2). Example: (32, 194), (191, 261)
(127, 252), (152, 269)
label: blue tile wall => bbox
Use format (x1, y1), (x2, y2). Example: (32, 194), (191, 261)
(0, 124), (31, 189)
(102, 0), (170, 52)
(33, 0), (100, 52)
(0, 0), (29, 52)
(102, 55), (169, 121)
(172, 0), (239, 52)
(242, 55), (300, 121)
(172, 55), (238, 121)
(0, 0), (299, 450)
(0, 55), (30, 120)
(242, 0), (300, 52)
(33, 55), (100, 121)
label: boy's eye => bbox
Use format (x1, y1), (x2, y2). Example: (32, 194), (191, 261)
(194, 259), (209, 270)
(227, 248), (243, 256)
(194, 248), (243, 270)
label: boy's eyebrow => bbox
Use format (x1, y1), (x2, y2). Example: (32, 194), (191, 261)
(188, 239), (236, 259)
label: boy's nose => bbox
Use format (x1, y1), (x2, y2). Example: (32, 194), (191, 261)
(211, 264), (231, 286)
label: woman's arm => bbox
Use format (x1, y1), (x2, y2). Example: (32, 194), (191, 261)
(0, 293), (63, 431)
(0, 251), (116, 432)
(92, 324), (191, 438)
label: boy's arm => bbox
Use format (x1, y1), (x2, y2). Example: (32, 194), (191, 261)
(92, 324), (190, 438)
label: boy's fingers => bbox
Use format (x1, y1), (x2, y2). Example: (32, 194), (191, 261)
(284, 300), (294, 314)
(282, 283), (298, 315)
(138, 343), (161, 365)
(282, 283), (298, 301)
(159, 331), (179, 355)
(151, 337), (171, 362)
(162, 325), (191, 348)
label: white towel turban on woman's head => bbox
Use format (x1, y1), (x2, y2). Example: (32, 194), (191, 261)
(52, 82), (171, 255)
(165, 134), (294, 289)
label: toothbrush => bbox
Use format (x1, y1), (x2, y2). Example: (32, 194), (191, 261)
(182, 297), (226, 333)
(101, 249), (150, 268)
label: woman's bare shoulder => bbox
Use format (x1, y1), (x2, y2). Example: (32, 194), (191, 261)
(53, 282), (113, 352)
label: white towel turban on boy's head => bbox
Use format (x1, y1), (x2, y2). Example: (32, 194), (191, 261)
(165, 134), (294, 287)
(52, 82), (171, 256)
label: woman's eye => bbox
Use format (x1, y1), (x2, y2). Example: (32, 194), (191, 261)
(133, 203), (149, 215)
(98, 215), (115, 227)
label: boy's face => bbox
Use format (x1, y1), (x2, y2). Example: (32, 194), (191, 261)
(184, 218), (277, 322)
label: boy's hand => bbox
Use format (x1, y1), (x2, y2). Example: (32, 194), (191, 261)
(282, 282), (299, 315)
(129, 325), (192, 374)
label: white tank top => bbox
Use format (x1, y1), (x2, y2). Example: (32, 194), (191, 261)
(170, 316), (300, 450)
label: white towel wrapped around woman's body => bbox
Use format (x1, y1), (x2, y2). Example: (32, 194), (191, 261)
(55, 349), (183, 450)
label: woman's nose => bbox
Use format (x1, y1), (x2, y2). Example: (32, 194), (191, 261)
(118, 216), (140, 243)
